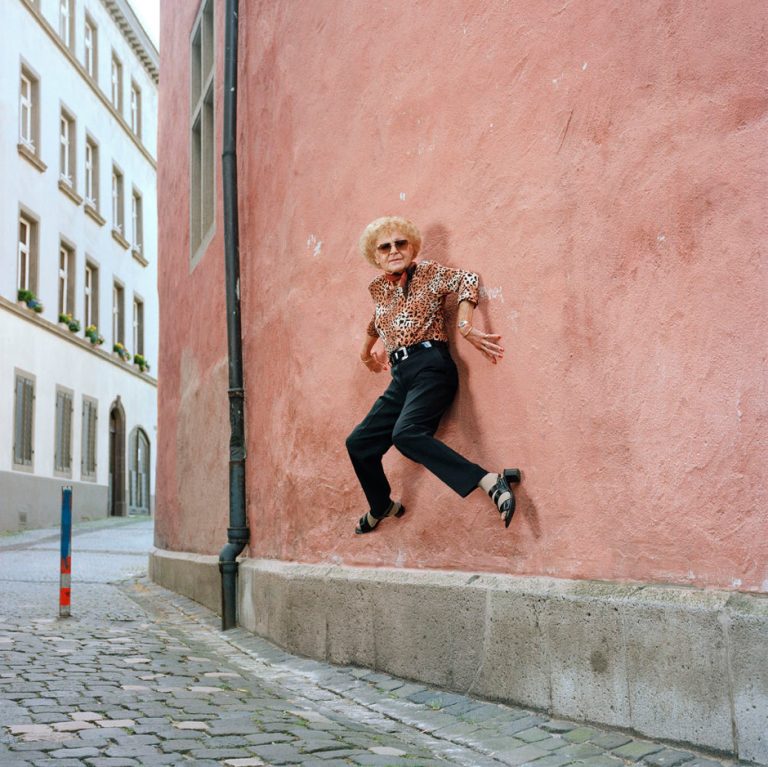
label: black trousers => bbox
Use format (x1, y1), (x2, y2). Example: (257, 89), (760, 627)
(346, 344), (487, 515)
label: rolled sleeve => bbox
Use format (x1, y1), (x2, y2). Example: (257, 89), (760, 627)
(366, 315), (379, 338)
(435, 263), (480, 305)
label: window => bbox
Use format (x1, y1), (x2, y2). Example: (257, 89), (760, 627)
(111, 165), (124, 234)
(113, 282), (124, 345)
(85, 137), (99, 208)
(111, 53), (123, 112)
(84, 15), (97, 79)
(81, 396), (98, 480)
(58, 242), (76, 316)
(132, 296), (144, 355)
(59, 109), (76, 187)
(18, 213), (38, 294)
(190, 0), (215, 262)
(20, 73), (33, 147)
(59, 0), (74, 50)
(13, 372), (35, 468)
(130, 81), (141, 137)
(84, 261), (99, 329)
(54, 387), (74, 475)
(131, 189), (143, 253)
(129, 428), (150, 513)
(19, 68), (41, 152)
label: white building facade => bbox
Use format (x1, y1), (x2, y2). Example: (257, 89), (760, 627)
(0, 0), (159, 532)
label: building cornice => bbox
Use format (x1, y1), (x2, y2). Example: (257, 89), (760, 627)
(99, 0), (159, 85)
(19, 0), (157, 170)
(1, 296), (157, 388)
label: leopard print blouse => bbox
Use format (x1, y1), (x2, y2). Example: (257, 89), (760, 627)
(366, 260), (479, 353)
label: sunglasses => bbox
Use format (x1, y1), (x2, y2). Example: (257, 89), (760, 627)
(376, 239), (410, 255)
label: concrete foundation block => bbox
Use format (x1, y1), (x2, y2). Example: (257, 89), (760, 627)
(540, 591), (631, 727)
(369, 577), (486, 690)
(472, 586), (551, 710)
(622, 587), (733, 752)
(148, 548), (219, 613)
(727, 593), (768, 765)
(321, 577), (376, 668)
(238, 565), (289, 648)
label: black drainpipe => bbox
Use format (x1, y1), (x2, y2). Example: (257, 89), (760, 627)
(219, 0), (249, 631)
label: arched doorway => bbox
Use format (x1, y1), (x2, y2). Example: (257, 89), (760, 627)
(129, 427), (151, 514)
(108, 398), (126, 516)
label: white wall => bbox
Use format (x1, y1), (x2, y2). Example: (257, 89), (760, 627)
(0, 0), (158, 529)
(0, 306), (157, 487)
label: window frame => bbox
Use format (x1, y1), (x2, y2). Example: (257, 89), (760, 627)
(131, 188), (143, 254)
(59, 108), (76, 188)
(132, 295), (144, 356)
(81, 395), (98, 481)
(111, 164), (125, 235)
(190, 0), (216, 267)
(112, 281), (125, 347)
(110, 52), (123, 113)
(13, 370), (36, 471)
(59, 0), (74, 50)
(84, 135), (99, 209)
(54, 385), (74, 477)
(19, 64), (41, 157)
(84, 13), (97, 80)
(58, 240), (76, 317)
(130, 80), (142, 137)
(84, 259), (99, 330)
(18, 210), (39, 295)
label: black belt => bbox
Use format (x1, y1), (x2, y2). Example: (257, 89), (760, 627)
(389, 340), (447, 367)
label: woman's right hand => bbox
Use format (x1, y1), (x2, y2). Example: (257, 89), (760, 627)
(362, 350), (389, 373)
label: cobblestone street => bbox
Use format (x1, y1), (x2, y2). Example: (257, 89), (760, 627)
(0, 519), (751, 766)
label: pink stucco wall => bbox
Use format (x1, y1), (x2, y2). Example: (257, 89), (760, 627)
(156, 0), (768, 592)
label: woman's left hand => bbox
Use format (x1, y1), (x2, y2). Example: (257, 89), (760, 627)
(463, 327), (504, 364)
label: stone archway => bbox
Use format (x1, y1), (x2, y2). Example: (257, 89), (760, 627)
(108, 398), (126, 517)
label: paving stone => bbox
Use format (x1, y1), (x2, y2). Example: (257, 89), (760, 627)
(579, 757), (626, 767)
(50, 746), (101, 758)
(245, 732), (294, 745)
(248, 742), (306, 763)
(613, 741), (666, 761)
(105, 745), (164, 758)
(563, 726), (598, 743)
(642, 749), (696, 767)
(534, 736), (569, 752)
(591, 733), (633, 750)
(515, 727), (553, 743)
(488, 742), (550, 765)
(558, 742), (606, 759)
(188, 747), (255, 759)
(459, 704), (510, 723)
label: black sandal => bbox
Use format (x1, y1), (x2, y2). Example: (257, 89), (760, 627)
(488, 469), (521, 528)
(355, 501), (405, 534)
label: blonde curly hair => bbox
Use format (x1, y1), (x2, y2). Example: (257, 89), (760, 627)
(359, 216), (422, 268)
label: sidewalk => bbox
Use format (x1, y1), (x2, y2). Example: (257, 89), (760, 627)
(1, 569), (748, 767)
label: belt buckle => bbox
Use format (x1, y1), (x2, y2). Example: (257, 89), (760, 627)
(399, 347), (409, 361)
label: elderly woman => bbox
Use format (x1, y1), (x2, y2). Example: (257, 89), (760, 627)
(346, 215), (520, 535)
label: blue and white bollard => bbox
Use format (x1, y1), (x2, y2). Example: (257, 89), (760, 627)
(59, 486), (72, 618)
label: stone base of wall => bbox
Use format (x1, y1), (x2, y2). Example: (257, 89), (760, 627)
(148, 548), (768, 765)
(0, 471), (108, 533)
